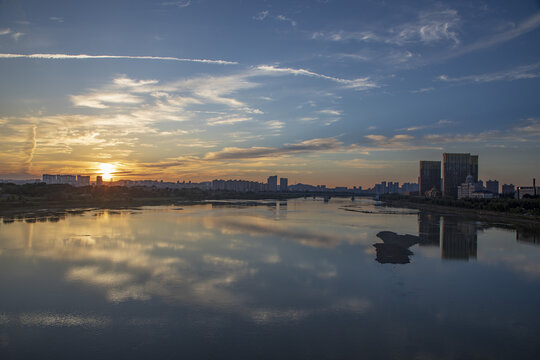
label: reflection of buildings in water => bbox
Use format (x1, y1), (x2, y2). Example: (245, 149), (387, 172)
(418, 213), (440, 247)
(441, 217), (478, 260)
(516, 228), (540, 245)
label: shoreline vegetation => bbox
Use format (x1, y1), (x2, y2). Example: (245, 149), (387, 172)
(379, 194), (540, 227)
(0, 183), (330, 219)
(1, 183), (539, 227)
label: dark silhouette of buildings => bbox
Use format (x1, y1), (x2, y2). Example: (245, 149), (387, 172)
(267, 175), (277, 192)
(419, 160), (441, 195)
(96, 176), (103, 186)
(280, 177), (288, 192)
(486, 180), (499, 195)
(443, 153), (478, 198)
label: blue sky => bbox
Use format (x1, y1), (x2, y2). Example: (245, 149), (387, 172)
(1, 0), (539, 187)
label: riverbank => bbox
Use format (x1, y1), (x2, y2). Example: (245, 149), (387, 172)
(0, 194), (309, 220)
(381, 198), (540, 228)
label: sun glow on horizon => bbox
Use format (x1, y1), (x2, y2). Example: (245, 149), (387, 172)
(98, 163), (116, 181)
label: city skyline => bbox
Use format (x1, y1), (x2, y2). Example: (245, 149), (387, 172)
(1, 0), (540, 187)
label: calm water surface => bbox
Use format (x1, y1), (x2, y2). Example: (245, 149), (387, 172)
(1, 198), (540, 359)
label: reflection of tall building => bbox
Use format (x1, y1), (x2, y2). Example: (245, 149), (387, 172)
(441, 217), (478, 260)
(419, 161), (441, 195)
(443, 153), (478, 198)
(516, 229), (540, 245)
(418, 213), (440, 246)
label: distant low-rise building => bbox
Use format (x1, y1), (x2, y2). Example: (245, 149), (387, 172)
(77, 175), (90, 186)
(485, 180), (499, 195)
(457, 175), (483, 199)
(502, 184), (515, 197)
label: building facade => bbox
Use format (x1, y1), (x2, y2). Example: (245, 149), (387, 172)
(485, 180), (499, 195)
(443, 153), (478, 198)
(419, 160), (441, 195)
(267, 175), (278, 192)
(280, 177), (288, 192)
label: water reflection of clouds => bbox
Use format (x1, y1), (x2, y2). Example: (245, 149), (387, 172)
(203, 214), (363, 248)
(0, 206), (376, 325)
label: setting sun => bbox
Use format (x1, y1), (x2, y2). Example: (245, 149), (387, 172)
(98, 163), (116, 181)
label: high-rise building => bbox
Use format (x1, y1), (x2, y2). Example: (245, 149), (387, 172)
(443, 153), (479, 198)
(419, 161), (441, 195)
(96, 176), (103, 186)
(486, 180), (499, 195)
(267, 175), (277, 191)
(280, 177), (288, 192)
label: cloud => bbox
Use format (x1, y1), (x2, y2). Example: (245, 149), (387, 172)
(338, 158), (391, 169)
(70, 92), (144, 108)
(206, 115), (252, 126)
(49, 16), (64, 23)
(457, 12), (540, 55)
(318, 109), (341, 116)
(312, 8), (460, 46)
(252, 11), (296, 26)
(438, 62), (540, 83)
(276, 14), (297, 27)
(204, 137), (344, 160)
(253, 10), (269, 21)
(0, 53), (238, 65)
(410, 87), (435, 94)
(390, 9), (460, 46)
(265, 121), (284, 129)
(400, 119), (454, 131)
(162, 1), (191, 8)
(0, 28), (11, 35)
(11, 32), (24, 40)
(255, 65), (377, 90)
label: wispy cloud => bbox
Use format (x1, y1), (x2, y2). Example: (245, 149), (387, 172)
(312, 8), (460, 46)
(400, 119), (454, 132)
(11, 32), (24, 41)
(0, 53), (238, 65)
(438, 62), (540, 83)
(457, 12), (540, 55)
(162, 1), (191, 8)
(276, 14), (297, 27)
(204, 137), (344, 160)
(206, 115), (252, 126)
(0, 28), (12, 35)
(409, 87), (435, 94)
(338, 158), (391, 169)
(70, 92), (144, 109)
(49, 16), (64, 23)
(252, 11), (296, 27)
(255, 65), (377, 90)
(253, 10), (269, 21)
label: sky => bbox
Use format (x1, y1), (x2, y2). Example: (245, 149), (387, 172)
(1, 0), (539, 187)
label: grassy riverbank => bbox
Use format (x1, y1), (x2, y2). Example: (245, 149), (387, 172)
(380, 194), (540, 227)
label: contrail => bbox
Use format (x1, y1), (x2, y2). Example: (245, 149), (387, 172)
(0, 53), (238, 65)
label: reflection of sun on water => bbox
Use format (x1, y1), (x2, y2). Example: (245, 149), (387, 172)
(99, 163), (116, 181)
